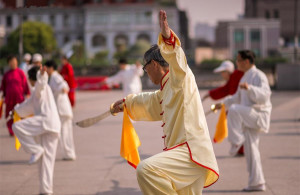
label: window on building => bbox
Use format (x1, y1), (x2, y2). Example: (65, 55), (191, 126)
(250, 29), (260, 42)
(63, 14), (69, 27)
(114, 34), (128, 49)
(22, 15), (28, 21)
(265, 10), (270, 19)
(92, 34), (106, 47)
(6, 15), (12, 27)
(252, 49), (261, 58)
(234, 29), (244, 43)
(64, 36), (70, 44)
(50, 15), (55, 27)
(274, 9), (279, 18)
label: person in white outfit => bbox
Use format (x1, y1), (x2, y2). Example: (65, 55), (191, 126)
(45, 60), (76, 160)
(218, 50), (272, 192)
(19, 53), (31, 73)
(12, 66), (61, 195)
(104, 58), (144, 96)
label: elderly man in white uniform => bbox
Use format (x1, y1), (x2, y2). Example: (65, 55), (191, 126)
(44, 60), (76, 160)
(104, 58), (144, 96)
(221, 50), (272, 192)
(13, 66), (61, 195)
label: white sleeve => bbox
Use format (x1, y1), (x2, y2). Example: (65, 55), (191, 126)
(14, 98), (34, 118)
(34, 71), (48, 99)
(247, 74), (271, 104)
(106, 71), (123, 86)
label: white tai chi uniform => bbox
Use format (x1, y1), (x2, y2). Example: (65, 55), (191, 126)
(13, 71), (61, 194)
(48, 71), (76, 160)
(223, 65), (272, 188)
(106, 65), (143, 96)
(124, 30), (219, 194)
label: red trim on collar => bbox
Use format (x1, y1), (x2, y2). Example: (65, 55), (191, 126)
(160, 99), (163, 104)
(160, 70), (169, 90)
(160, 111), (164, 115)
(160, 78), (169, 91)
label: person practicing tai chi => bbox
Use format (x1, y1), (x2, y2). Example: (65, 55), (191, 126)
(217, 50), (272, 192)
(112, 10), (219, 194)
(202, 60), (243, 102)
(103, 58), (144, 96)
(1, 55), (30, 136)
(60, 56), (77, 107)
(12, 66), (61, 195)
(45, 60), (76, 161)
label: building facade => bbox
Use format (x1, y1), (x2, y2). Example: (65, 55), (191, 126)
(245, 0), (300, 47)
(215, 19), (280, 59)
(0, 0), (182, 60)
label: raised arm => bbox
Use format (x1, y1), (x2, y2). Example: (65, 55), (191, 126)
(158, 10), (188, 87)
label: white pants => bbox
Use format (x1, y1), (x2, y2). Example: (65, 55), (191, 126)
(136, 144), (207, 195)
(227, 104), (265, 187)
(60, 116), (76, 159)
(12, 116), (59, 194)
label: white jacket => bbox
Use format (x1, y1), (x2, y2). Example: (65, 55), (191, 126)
(224, 66), (272, 132)
(15, 71), (61, 133)
(106, 65), (143, 96)
(48, 71), (73, 118)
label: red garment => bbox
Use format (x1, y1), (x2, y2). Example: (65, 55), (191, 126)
(0, 68), (30, 135)
(209, 70), (244, 100)
(60, 62), (77, 107)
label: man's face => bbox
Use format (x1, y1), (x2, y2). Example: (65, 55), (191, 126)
(119, 63), (126, 70)
(236, 54), (246, 72)
(62, 58), (67, 65)
(45, 66), (54, 76)
(145, 60), (161, 85)
(9, 58), (18, 69)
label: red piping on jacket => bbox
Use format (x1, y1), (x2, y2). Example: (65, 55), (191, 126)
(160, 71), (169, 90)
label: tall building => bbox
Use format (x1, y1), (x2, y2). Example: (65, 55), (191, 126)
(245, 0), (300, 47)
(215, 19), (280, 59)
(0, 0), (184, 60)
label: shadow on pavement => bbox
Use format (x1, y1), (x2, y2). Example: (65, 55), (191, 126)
(271, 118), (300, 123)
(0, 160), (28, 165)
(270, 156), (300, 160)
(95, 180), (141, 195)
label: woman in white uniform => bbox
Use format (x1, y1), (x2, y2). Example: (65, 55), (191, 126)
(45, 60), (76, 160)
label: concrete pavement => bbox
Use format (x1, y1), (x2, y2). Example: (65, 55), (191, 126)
(0, 90), (299, 195)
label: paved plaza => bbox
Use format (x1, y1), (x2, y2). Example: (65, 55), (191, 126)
(0, 89), (299, 195)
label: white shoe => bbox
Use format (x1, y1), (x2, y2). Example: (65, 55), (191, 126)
(29, 149), (44, 164)
(243, 184), (266, 192)
(229, 144), (242, 156)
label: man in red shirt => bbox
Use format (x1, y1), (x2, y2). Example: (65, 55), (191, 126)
(1, 55), (30, 136)
(202, 60), (244, 101)
(60, 56), (77, 107)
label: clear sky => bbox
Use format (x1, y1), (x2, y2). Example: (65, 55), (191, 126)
(176, 0), (244, 38)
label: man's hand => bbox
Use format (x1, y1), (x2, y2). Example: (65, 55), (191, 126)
(239, 82), (249, 90)
(40, 66), (46, 75)
(112, 99), (124, 114)
(62, 88), (68, 94)
(159, 10), (171, 38)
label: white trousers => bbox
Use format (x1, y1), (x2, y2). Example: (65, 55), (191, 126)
(136, 144), (207, 195)
(12, 116), (59, 194)
(60, 116), (76, 159)
(227, 104), (265, 187)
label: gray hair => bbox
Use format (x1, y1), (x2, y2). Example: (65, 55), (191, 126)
(143, 44), (169, 67)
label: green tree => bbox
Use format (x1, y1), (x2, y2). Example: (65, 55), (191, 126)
(91, 50), (110, 66)
(0, 21), (57, 56)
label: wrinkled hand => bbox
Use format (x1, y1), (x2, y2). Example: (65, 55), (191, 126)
(159, 10), (171, 39)
(112, 99), (124, 114)
(239, 82), (249, 90)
